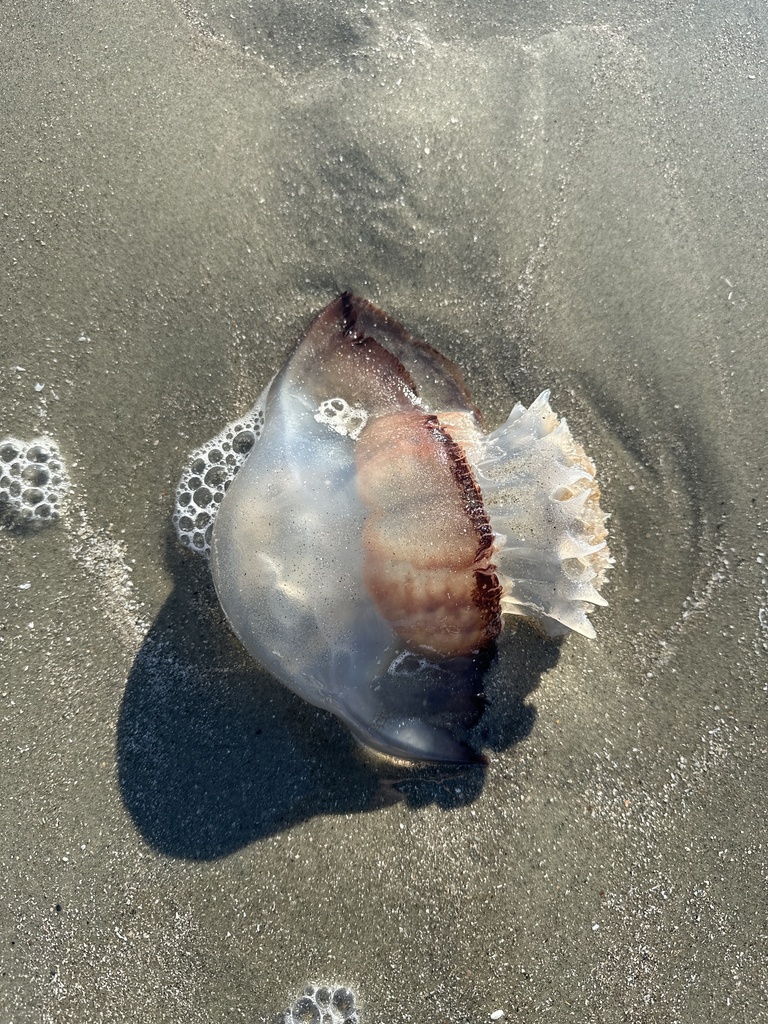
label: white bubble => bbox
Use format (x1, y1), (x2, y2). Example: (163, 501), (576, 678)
(0, 436), (70, 526)
(314, 396), (368, 440)
(282, 984), (359, 1024)
(172, 393), (267, 557)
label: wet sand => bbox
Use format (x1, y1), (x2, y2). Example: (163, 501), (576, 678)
(1, 1), (767, 1021)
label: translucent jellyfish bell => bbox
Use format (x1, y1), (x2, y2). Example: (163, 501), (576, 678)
(180, 294), (612, 763)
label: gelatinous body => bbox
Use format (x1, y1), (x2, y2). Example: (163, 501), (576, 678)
(210, 294), (611, 763)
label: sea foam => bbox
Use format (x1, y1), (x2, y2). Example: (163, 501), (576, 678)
(0, 436), (70, 526)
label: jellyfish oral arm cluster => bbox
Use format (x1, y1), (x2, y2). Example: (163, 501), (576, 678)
(194, 293), (611, 763)
(469, 392), (611, 640)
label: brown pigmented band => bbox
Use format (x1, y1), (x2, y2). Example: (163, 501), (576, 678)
(426, 414), (503, 649)
(356, 411), (502, 658)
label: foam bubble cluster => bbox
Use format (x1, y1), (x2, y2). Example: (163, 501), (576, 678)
(282, 984), (359, 1024)
(173, 403), (265, 556)
(0, 436), (70, 526)
(314, 397), (369, 440)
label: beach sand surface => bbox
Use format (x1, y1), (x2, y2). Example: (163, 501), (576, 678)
(1, 1), (766, 1021)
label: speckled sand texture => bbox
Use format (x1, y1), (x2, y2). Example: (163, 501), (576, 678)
(1, 1), (767, 1021)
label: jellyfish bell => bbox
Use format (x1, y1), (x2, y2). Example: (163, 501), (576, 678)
(208, 293), (611, 764)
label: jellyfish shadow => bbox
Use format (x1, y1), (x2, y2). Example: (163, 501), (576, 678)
(117, 531), (559, 859)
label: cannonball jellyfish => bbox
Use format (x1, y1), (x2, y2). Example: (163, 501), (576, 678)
(210, 293), (611, 763)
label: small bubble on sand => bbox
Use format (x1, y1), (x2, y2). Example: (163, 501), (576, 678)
(282, 983), (360, 1024)
(173, 400), (266, 558)
(0, 436), (70, 527)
